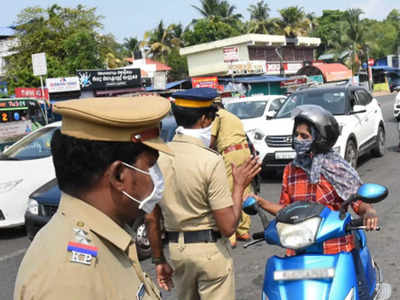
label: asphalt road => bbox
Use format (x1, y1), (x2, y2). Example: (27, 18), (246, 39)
(1, 94), (399, 300)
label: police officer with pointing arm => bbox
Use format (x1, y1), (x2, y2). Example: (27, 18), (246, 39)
(146, 88), (261, 300)
(14, 96), (171, 300)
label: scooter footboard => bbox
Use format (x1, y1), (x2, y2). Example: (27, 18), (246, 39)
(263, 253), (358, 300)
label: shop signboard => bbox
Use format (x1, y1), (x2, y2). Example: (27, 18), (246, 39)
(46, 77), (80, 93)
(191, 76), (218, 89)
(223, 47), (239, 63)
(76, 68), (141, 91)
(15, 87), (49, 101)
(229, 60), (266, 75)
(266, 63), (303, 75)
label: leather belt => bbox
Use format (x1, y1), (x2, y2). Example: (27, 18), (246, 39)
(223, 143), (249, 154)
(166, 230), (221, 243)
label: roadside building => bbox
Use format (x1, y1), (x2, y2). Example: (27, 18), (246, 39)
(180, 34), (321, 78)
(0, 26), (18, 94)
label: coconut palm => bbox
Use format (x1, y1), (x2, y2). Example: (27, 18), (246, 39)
(344, 8), (366, 74)
(191, 0), (242, 26)
(277, 6), (311, 37)
(140, 21), (182, 63)
(247, 0), (276, 34)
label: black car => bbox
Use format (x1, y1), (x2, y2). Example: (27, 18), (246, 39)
(25, 178), (152, 260)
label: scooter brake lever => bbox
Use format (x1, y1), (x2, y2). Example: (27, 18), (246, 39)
(243, 238), (264, 249)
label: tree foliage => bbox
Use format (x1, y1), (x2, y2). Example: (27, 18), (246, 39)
(5, 4), (122, 93)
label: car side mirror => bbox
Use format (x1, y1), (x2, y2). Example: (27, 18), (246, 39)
(356, 183), (388, 204)
(266, 111), (276, 119)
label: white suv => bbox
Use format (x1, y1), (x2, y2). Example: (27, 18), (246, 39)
(223, 95), (286, 140)
(252, 86), (385, 170)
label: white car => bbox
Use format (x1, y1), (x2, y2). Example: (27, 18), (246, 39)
(0, 122), (60, 228)
(252, 86), (385, 171)
(393, 92), (400, 121)
(223, 95), (286, 142)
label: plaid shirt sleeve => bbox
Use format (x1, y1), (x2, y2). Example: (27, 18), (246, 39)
(279, 165), (291, 206)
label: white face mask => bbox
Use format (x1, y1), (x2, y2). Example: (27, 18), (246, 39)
(121, 162), (164, 214)
(175, 124), (212, 147)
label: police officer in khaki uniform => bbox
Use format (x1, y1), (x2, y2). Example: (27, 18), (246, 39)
(14, 97), (172, 300)
(210, 97), (253, 248)
(146, 88), (261, 300)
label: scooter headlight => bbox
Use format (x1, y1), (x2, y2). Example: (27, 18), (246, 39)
(276, 217), (321, 249)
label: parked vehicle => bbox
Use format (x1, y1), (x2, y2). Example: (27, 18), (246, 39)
(0, 122), (59, 228)
(243, 183), (392, 300)
(393, 89), (400, 121)
(25, 178), (152, 260)
(223, 95), (287, 143)
(0, 98), (48, 151)
(251, 86), (385, 171)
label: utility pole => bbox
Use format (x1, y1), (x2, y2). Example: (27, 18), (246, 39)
(366, 46), (373, 91)
(275, 48), (285, 78)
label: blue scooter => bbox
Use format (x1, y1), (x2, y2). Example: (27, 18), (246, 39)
(243, 183), (392, 300)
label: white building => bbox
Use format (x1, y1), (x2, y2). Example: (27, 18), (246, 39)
(0, 27), (18, 78)
(180, 34), (321, 77)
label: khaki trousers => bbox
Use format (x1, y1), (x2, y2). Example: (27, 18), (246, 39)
(222, 147), (252, 243)
(168, 233), (234, 300)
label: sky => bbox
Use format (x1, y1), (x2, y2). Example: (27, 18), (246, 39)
(1, 0), (398, 43)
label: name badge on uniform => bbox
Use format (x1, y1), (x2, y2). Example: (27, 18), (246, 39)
(136, 283), (145, 300)
(67, 241), (98, 266)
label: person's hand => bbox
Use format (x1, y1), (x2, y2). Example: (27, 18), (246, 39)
(363, 207), (378, 231)
(155, 263), (174, 291)
(232, 156), (261, 191)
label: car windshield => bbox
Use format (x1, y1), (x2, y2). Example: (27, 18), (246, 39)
(225, 101), (268, 119)
(275, 89), (346, 118)
(0, 126), (58, 160)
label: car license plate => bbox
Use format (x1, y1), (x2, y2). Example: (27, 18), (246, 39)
(275, 152), (296, 160)
(274, 268), (335, 281)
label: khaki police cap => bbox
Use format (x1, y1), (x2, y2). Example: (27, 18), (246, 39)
(53, 96), (173, 155)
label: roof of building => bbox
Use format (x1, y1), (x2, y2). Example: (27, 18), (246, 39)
(0, 26), (16, 37)
(180, 34), (321, 56)
(298, 63), (352, 82)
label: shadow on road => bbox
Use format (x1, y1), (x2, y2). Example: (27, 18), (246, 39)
(0, 227), (26, 240)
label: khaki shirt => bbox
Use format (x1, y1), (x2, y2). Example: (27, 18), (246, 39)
(14, 193), (161, 300)
(158, 134), (232, 232)
(211, 108), (247, 153)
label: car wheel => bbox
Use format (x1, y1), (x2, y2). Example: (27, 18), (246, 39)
(371, 126), (385, 157)
(345, 139), (358, 168)
(131, 215), (152, 261)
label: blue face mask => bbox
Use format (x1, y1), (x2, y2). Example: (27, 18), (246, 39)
(293, 138), (313, 156)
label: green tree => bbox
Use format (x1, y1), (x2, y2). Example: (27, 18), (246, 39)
(277, 6), (311, 37)
(166, 48), (188, 81)
(123, 37), (140, 58)
(140, 21), (183, 63)
(246, 0), (277, 34)
(4, 4), (113, 94)
(344, 8), (365, 73)
(183, 18), (241, 46)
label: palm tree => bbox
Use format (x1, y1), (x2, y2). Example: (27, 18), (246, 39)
(344, 8), (365, 74)
(247, 0), (276, 34)
(191, 0), (242, 26)
(140, 21), (182, 64)
(248, 0), (270, 21)
(277, 6), (311, 37)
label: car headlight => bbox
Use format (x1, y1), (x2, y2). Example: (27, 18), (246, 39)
(27, 198), (39, 215)
(254, 130), (265, 141)
(0, 179), (23, 194)
(276, 217), (321, 249)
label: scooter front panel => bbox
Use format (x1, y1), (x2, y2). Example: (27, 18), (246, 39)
(263, 253), (358, 300)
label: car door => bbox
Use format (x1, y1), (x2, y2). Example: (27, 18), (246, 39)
(355, 89), (376, 143)
(347, 89), (368, 147)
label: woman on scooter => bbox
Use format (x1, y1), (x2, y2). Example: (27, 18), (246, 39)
(253, 105), (379, 256)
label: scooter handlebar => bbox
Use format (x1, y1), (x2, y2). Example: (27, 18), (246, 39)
(348, 219), (381, 231)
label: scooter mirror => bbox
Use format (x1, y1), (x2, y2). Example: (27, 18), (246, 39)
(242, 196), (258, 215)
(357, 183), (388, 204)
